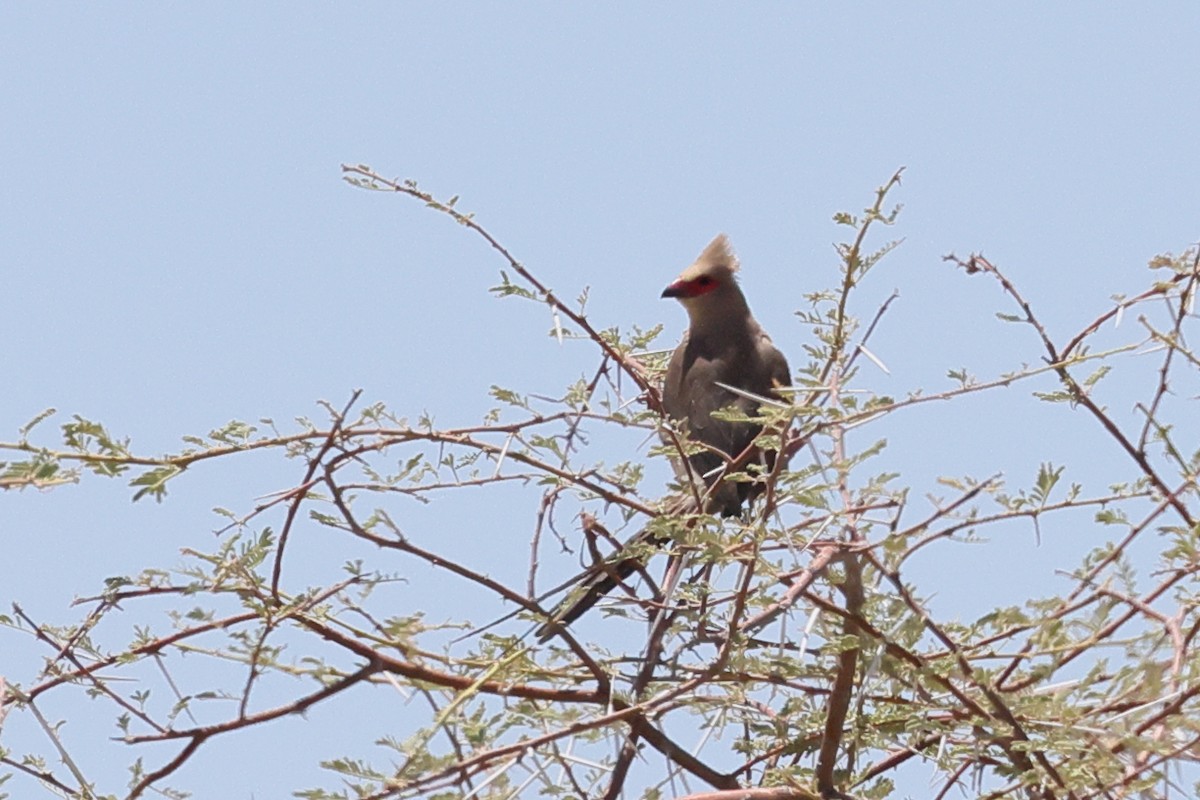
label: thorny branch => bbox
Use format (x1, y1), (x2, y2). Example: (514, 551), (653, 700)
(3, 174), (1198, 800)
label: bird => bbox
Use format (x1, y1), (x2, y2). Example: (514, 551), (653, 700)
(660, 234), (792, 516)
(536, 234), (791, 641)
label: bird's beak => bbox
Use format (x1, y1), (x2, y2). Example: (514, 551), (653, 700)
(661, 280), (686, 299)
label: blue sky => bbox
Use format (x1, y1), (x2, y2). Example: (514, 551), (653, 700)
(3, 4), (1199, 798)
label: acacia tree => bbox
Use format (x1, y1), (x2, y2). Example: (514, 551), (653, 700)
(2, 168), (1198, 800)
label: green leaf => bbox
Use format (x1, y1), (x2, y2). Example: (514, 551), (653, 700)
(18, 407), (56, 440)
(129, 465), (183, 503)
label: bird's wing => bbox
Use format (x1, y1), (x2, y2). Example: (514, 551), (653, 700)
(758, 331), (792, 393)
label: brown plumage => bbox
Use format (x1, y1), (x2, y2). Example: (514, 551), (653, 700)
(536, 235), (790, 641)
(660, 234), (791, 515)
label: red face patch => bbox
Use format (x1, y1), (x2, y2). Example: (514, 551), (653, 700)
(662, 275), (719, 299)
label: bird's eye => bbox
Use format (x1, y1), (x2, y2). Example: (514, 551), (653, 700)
(695, 276), (715, 287)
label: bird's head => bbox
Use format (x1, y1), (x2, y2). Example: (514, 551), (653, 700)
(661, 234), (748, 324)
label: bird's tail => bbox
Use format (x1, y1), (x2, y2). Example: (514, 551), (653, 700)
(535, 496), (700, 643)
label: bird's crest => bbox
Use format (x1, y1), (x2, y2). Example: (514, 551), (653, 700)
(686, 234), (740, 281)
